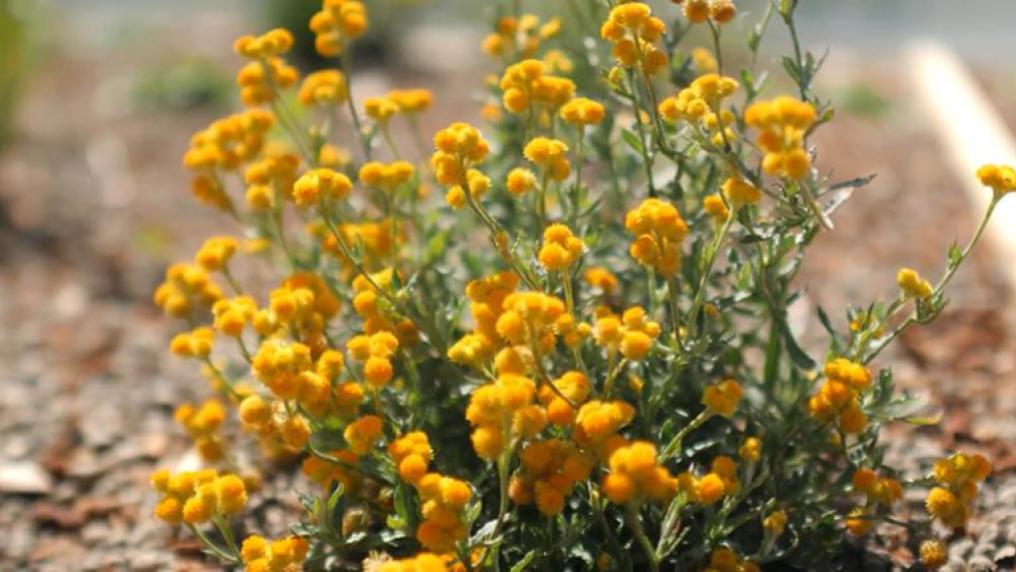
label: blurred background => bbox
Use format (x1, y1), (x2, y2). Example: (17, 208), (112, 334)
(2, 0), (1016, 569)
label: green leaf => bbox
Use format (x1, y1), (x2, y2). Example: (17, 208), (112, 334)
(781, 320), (816, 369)
(621, 128), (644, 155)
(782, 56), (802, 84)
(947, 242), (963, 269)
(763, 322), (782, 390)
(510, 550), (539, 572)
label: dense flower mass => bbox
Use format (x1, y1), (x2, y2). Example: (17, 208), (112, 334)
(150, 0), (1008, 569)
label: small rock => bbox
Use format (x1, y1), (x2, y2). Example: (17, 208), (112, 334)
(950, 538), (975, 559)
(994, 544), (1016, 563)
(32, 502), (85, 529)
(0, 461), (53, 495)
(968, 555), (995, 572)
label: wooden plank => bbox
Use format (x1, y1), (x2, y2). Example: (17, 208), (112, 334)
(905, 41), (1016, 287)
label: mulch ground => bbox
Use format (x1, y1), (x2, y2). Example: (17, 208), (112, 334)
(0, 21), (1014, 571)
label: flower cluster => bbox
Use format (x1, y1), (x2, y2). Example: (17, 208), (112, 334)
(154, 264), (223, 318)
(298, 70), (348, 107)
(625, 198), (689, 277)
(676, 0), (737, 25)
(808, 358), (872, 434)
(466, 374), (546, 460)
(482, 14), (561, 61)
(745, 96), (817, 180)
(310, 0), (368, 57)
(241, 535), (309, 572)
(602, 441), (678, 505)
(600, 2), (668, 76)
(174, 400), (227, 461)
(499, 59), (575, 119)
(926, 452), (991, 529)
(415, 474), (473, 552)
(537, 224), (584, 271)
(509, 439), (593, 515)
(593, 306), (661, 361)
(151, 469), (247, 525)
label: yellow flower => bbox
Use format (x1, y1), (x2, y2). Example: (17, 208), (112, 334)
(466, 374), (546, 460)
(292, 168), (353, 206)
(506, 167), (537, 197)
(194, 236), (239, 272)
(691, 47), (718, 74)
(500, 59), (575, 115)
(702, 379), (743, 417)
(154, 263), (223, 318)
(844, 507), (872, 536)
(310, 0), (368, 57)
(364, 96), (400, 123)
(625, 198), (688, 277)
(387, 88), (434, 114)
(183, 110), (274, 174)
(377, 554), (450, 572)
(897, 267), (933, 300)
(680, 0), (710, 24)
(298, 70), (348, 106)
(241, 535), (309, 571)
(919, 539), (948, 570)
(703, 194), (730, 223)
(431, 122), (490, 188)
(976, 163), (1016, 196)
(560, 97), (605, 126)
(359, 161), (416, 192)
(721, 176), (762, 206)
(169, 326), (216, 359)
(174, 399), (227, 461)
(600, 3), (668, 75)
(236, 58), (300, 107)
(511, 439), (592, 515)
(745, 96), (817, 180)
(764, 509), (788, 537)
(344, 415), (384, 455)
(523, 137), (571, 181)
(233, 28), (294, 59)
(415, 474), (472, 552)
(584, 267), (619, 294)
(738, 437), (761, 462)
(538, 224), (585, 271)
(602, 441), (677, 504)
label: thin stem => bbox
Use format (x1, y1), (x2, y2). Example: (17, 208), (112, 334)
(562, 269), (576, 316)
(625, 503), (660, 572)
(380, 124), (402, 160)
(627, 70), (657, 197)
(688, 210), (735, 338)
(221, 265), (243, 295)
(571, 133), (584, 227)
(339, 49), (372, 161)
(708, 20), (724, 74)
(661, 410), (710, 461)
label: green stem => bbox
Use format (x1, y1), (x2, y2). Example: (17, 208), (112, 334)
(339, 49), (372, 161)
(688, 210), (735, 338)
(625, 503), (660, 572)
(661, 410), (710, 461)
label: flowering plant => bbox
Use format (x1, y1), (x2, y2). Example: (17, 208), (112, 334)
(151, 0), (1014, 570)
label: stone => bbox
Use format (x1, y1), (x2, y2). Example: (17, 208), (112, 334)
(0, 461), (53, 495)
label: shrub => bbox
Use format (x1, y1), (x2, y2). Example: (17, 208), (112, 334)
(153, 0), (1014, 570)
